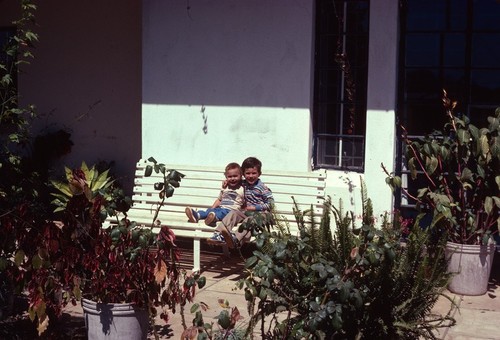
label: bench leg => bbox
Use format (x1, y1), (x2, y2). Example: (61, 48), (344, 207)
(193, 238), (200, 272)
(222, 244), (230, 257)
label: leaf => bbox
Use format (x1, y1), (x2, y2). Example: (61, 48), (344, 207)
(493, 196), (500, 208)
(37, 314), (49, 336)
(73, 285), (81, 300)
(457, 128), (470, 145)
(154, 260), (167, 284)
(230, 306), (244, 325)
(190, 303), (200, 313)
(197, 276), (206, 289)
(408, 157), (417, 180)
(164, 186), (174, 198)
(218, 298), (230, 309)
(469, 124), (479, 140)
(1, 74), (12, 85)
(50, 180), (72, 196)
(485, 196), (493, 215)
(425, 156), (438, 175)
(440, 145), (449, 161)
(180, 326), (198, 340)
(14, 249), (25, 266)
(479, 135), (489, 157)
(25, 31), (38, 42)
(145, 165), (153, 177)
(32, 254), (42, 269)
(460, 167), (473, 182)
(216, 310), (231, 329)
(92, 168), (111, 191)
(169, 170), (185, 182)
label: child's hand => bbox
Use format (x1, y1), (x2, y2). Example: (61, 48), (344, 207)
(221, 180), (228, 189)
(245, 205), (256, 211)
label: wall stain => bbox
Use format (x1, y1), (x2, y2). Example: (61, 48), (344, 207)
(201, 105), (208, 134)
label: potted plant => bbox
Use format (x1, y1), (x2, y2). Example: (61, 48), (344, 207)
(392, 90), (499, 295)
(25, 160), (205, 339)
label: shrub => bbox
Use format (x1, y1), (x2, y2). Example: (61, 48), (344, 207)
(236, 181), (455, 339)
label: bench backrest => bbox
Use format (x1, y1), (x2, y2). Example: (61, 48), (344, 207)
(109, 160), (327, 237)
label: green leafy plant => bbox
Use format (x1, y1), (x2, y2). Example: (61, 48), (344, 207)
(0, 0), (42, 323)
(388, 90), (499, 245)
(185, 299), (246, 340)
(234, 181), (454, 339)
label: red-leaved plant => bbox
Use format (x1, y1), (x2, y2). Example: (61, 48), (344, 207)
(21, 160), (205, 337)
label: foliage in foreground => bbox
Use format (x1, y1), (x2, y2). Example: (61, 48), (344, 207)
(232, 183), (455, 339)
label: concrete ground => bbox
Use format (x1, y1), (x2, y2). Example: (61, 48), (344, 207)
(1, 241), (499, 339)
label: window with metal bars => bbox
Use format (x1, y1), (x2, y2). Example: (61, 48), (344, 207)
(312, 0), (369, 171)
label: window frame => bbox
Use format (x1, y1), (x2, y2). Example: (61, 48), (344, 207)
(312, 0), (370, 172)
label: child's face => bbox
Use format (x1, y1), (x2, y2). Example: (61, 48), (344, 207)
(225, 168), (242, 188)
(243, 167), (260, 185)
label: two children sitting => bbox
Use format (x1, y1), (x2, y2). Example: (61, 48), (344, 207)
(184, 157), (274, 248)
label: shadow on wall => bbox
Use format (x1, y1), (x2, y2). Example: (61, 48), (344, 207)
(142, 1), (313, 109)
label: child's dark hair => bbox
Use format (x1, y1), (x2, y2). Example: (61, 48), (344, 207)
(225, 162), (241, 174)
(241, 157), (262, 173)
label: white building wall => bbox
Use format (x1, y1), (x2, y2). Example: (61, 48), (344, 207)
(142, 0), (400, 222)
(1, 0), (400, 220)
(364, 0), (399, 220)
(142, 0), (314, 172)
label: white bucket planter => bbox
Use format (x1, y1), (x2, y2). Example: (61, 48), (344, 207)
(82, 298), (149, 340)
(445, 241), (496, 296)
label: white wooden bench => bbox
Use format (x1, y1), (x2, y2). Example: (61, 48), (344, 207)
(107, 159), (327, 271)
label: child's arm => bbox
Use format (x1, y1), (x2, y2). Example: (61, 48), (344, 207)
(246, 184), (274, 211)
(211, 189), (224, 208)
(211, 198), (221, 209)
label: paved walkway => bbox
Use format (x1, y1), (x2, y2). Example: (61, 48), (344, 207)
(2, 243), (499, 339)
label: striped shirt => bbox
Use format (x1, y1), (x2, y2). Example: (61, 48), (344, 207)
(244, 179), (274, 211)
(218, 185), (245, 210)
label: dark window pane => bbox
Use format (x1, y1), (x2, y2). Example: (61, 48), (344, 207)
(443, 69), (467, 101)
(472, 33), (500, 67)
(346, 1), (369, 33)
(406, 34), (440, 66)
(405, 69), (440, 99)
(346, 34), (369, 67)
(406, 0), (446, 31)
(316, 103), (340, 133)
(473, 0), (500, 30)
(403, 101), (446, 135)
(449, 0), (467, 31)
(318, 35), (337, 68)
(470, 70), (500, 103)
(318, 70), (341, 102)
(444, 33), (465, 67)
